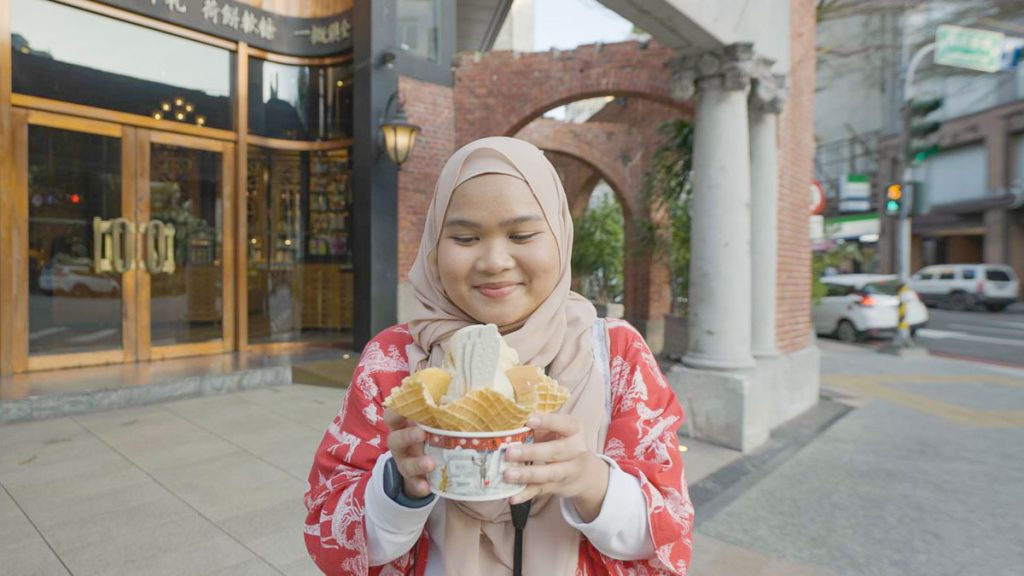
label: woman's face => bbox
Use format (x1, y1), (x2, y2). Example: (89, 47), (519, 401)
(437, 173), (561, 332)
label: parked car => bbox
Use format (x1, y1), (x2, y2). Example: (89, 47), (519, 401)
(813, 274), (929, 342)
(909, 264), (1019, 311)
(38, 260), (120, 297)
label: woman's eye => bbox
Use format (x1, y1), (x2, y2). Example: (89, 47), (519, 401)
(510, 233), (539, 242)
(451, 236), (477, 245)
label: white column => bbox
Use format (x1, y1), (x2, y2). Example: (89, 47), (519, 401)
(673, 44), (756, 371)
(749, 69), (786, 359)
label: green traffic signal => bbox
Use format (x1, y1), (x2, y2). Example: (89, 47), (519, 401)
(886, 199), (900, 214)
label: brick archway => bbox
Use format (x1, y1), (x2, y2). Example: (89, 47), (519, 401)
(519, 119), (636, 221)
(516, 118), (671, 341)
(454, 40), (690, 146)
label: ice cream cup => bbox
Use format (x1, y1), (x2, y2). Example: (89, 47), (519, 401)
(419, 423), (534, 501)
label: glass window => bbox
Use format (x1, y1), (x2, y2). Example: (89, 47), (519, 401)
(246, 147), (353, 345)
(825, 284), (851, 297)
(961, 269), (976, 280)
(148, 143), (224, 347)
(398, 0), (441, 62)
(939, 271), (955, 280)
(28, 126), (123, 356)
(864, 281), (900, 296)
(11, 0), (234, 129)
(986, 269), (1012, 282)
(248, 58), (353, 141)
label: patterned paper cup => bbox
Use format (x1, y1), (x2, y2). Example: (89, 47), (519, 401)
(419, 424), (534, 501)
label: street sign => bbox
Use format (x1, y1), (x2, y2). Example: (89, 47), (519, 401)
(810, 180), (826, 215)
(935, 25), (1005, 73)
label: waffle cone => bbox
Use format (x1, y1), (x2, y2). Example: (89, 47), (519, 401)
(435, 388), (532, 432)
(525, 380), (570, 414)
(382, 369), (450, 427)
(507, 365), (570, 414)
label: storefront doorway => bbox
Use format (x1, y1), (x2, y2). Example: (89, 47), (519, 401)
(12, 109), (235, 372)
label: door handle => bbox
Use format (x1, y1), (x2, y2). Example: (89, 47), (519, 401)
(92, 217), (115, 273)
(144, 219), (176, 275)
(111, 218), (135, 273)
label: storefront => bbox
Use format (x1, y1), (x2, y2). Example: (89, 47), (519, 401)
(0, 0), (374, 376)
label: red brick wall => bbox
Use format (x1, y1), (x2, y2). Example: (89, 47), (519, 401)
(776, 0), (817, 353)
(397, 76), (455, 283)
(454, 40), (687, 145)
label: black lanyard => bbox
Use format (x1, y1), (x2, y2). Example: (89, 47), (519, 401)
(510, 500), (533, 576)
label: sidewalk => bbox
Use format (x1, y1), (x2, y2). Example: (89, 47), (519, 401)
(1, 379), (838, 576)
(9, 339), (1016, 575)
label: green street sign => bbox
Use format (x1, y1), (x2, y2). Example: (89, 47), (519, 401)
(935, 24), (1005, 73)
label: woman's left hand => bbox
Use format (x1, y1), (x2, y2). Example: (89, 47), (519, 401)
(503, 412), (610, 522)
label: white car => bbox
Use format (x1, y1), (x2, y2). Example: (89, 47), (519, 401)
(909, 264), (1020, 312)
(814, 274), (929, 342)
(38, 261), (120, 297)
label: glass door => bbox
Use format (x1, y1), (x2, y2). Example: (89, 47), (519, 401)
(17, 111), (136, 372)
(9, 114), (236, 373)
(137, 130), (235, 361)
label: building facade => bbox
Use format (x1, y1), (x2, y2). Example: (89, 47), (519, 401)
(2, 0), (820, 453)
(815, 1), (1024, 279)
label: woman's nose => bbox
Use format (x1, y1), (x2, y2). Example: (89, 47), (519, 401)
(475, 241), (515, 274)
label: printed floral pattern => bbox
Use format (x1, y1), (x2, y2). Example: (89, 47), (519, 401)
(304, 321), (693, 575)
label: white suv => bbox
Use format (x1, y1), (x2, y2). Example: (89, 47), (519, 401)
(909, 264), (1020, 312)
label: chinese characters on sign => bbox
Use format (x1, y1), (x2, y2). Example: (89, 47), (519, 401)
(138, 0), (353, 50)
(306, 18), (352, 45)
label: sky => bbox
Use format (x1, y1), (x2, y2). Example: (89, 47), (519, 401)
(533, 0), (635, 51)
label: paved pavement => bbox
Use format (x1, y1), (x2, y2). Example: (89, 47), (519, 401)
(3, 339), (1022, 575)
(697, 339), (1024, 576)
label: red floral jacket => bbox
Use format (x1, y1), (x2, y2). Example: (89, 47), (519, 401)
(304, 320), (694, 575)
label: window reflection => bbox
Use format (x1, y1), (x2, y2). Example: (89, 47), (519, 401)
(248, 59), (353, 141)
(11, 0), (233, 129)
(28, 126), (123, 356)
(246, 147), (353, 345)
(398, 0), (442, 62)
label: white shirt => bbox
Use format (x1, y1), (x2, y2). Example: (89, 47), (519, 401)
(364, 452), (655, 573)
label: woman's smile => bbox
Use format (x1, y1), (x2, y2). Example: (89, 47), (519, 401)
(474, 281), (522, 298)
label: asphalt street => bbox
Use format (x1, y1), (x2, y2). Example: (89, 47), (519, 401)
(828, 304), (1024, 367)
(914, 307), (1024, 366)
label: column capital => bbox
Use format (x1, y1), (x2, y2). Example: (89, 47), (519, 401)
(671, 43), (755, 101)
(749, 58), (787, 114)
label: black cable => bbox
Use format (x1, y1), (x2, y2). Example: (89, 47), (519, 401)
(510, 499), (533, 576)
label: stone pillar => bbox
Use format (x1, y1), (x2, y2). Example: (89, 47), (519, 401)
(666, 44), (770, 452)
(749, 65), (786, 359)
(676, 44), (756, 371)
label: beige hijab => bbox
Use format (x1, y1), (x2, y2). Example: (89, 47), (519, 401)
(406, 137), (607, 575)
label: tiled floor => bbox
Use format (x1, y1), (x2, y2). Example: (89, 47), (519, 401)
(0, 383), (830, 575)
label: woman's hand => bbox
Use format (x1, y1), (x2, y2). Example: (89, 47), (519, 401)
(384, 410), (435, 499)
(503, 413), (610, 522)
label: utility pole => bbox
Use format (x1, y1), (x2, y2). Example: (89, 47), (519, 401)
(883, 41), (936, 353)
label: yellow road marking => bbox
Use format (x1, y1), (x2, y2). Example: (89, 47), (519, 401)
(823, 375), (1024, 428)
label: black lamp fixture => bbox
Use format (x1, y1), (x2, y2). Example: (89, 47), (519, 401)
(379, 91), (421, 169)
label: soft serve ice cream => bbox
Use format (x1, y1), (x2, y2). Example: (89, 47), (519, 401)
(441, 324), (519, 404)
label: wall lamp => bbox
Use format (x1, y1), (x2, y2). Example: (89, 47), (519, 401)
(379, 91), (421, 169)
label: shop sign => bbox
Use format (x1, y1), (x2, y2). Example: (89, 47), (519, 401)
(101, 0), (352, 56)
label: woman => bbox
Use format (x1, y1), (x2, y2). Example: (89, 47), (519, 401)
(304, 137), (693, 575)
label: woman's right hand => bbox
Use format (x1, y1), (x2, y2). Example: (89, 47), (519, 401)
(384, 409), (435, 499)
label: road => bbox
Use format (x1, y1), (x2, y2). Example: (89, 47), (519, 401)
(824, 304), (1024, 367)
(913, 307), (1024, 366)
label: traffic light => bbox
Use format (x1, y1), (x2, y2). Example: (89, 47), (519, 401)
(885, 184), (902, 215)
(906, 97), (943, 165)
